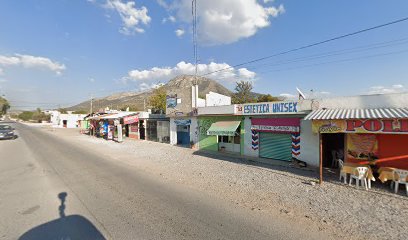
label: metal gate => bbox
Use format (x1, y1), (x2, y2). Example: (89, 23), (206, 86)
(259, 132), (292, 161)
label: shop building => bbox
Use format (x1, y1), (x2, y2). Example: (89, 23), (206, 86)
(239, 101), (310, 161)
(197, 105), (244, 154)
(167, 83), (231, 147)
(51, 111), (87, 128)
(197, 100), (310, 160)
(138, 112), (170, 143)
(303, 93), (408, 170)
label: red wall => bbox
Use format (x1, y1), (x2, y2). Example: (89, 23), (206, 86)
(377, 134), (408, 169)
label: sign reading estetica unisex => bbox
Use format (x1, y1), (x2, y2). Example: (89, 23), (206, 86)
(242, 101), (299, 115)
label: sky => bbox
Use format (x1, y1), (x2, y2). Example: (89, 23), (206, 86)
(0, 0), (408, 110)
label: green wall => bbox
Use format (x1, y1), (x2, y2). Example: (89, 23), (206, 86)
(198, 116), (245, 154)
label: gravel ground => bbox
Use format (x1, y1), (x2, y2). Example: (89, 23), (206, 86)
(44, 127), (408, 240)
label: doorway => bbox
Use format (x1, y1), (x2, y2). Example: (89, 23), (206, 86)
(139, 121), (145, 140)
(322, 133), (345, 168)
(177, 125), (190, 146)
(63, 120), (67, 128)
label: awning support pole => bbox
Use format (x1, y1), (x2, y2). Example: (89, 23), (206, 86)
(319, 133), (323, 184)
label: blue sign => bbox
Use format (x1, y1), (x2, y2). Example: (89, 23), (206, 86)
(174, 119), (191, 126)
(243, 101), (299, 115)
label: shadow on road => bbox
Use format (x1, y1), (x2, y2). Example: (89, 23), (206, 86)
(19, 192), (106, 240)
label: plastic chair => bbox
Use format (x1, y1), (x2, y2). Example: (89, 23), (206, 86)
(392, 169), (408, 196)
(349, 167), (369, 190)
(338, 159), (347, 184)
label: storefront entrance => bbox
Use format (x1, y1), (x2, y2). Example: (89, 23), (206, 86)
(177, 125), (190, 145)
(322, 133), (345, 168)
(259, 132), (292, 161)
(139, 120), (145, 140)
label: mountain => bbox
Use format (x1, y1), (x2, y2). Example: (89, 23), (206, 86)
(68, 75), (233, 112)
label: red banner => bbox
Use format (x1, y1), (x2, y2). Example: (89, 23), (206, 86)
(124, 115), (139, 125)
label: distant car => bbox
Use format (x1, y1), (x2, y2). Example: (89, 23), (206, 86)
(0, 124), (15, 140)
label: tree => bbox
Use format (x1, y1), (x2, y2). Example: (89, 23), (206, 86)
(149, 86), (167, 113)
(58, 108), (68, 114)
(72, 110), (88, 114)
(231, 81), (256, 104)
(18, 111), (34, 121)
(256, 94), (283, 103)
(0, 99), (10, 116)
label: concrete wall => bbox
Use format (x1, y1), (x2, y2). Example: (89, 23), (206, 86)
(206, 91), (231, 106)
(243, 116), (259, 157)
(58, 114), (86, 128)
(197, 105), (236, 115)
(169, 118), (177, 145)
(298, 120), (320, 167)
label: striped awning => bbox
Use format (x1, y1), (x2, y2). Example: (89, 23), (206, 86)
(304, 108), (408, 120)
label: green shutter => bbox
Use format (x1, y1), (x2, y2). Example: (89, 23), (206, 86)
(259, 133), (292, 161)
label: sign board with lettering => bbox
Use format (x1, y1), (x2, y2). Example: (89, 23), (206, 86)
(241, 101), (299, 115)
(251, 118), (300, 133)
(312, 119), (408, 134)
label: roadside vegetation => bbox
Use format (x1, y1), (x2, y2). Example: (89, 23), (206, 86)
(231, 81), (283, 104)
(0, 96), (10, 117)
(17, 108), (50, 123)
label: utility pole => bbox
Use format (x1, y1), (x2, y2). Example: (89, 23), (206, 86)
(90, 94), (93, 114)
(192, 0), (198, 108)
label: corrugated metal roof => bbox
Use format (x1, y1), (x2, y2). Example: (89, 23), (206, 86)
(304, 108), (408, 120)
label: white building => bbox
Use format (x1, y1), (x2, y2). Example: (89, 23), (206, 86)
(168, 86), (232, 147)
(50, 111), (87, 128)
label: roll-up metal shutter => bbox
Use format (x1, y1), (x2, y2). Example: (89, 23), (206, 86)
(259, 132), (292, 161)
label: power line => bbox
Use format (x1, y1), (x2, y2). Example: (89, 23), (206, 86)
(255, 48), (408, 74)
(201, 16), (408, 77)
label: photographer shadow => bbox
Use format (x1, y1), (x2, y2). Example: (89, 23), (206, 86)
(19, 192), (106, 240)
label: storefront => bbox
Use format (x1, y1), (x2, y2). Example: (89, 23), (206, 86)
(157, 120), (170, 143)
(251, 118), (301, 161)
(123, 114), (139, 139)
(138, 112), (169, 143)
(238, 101), (306, 161)
(206, 120), (242, 153)
(305, 108), (408, 170)
(174, 119), (191, 146)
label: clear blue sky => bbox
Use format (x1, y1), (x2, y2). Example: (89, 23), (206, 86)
(0, 0), (408, 110)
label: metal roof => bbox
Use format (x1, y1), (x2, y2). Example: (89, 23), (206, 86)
(304, 108), (408, 120)
(100, 112), (137, 119)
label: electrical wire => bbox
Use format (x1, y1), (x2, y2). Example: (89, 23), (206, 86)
(200, 16), (408, 77)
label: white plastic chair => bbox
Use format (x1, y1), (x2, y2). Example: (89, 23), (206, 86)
(338, 159), (347, 184)
(349, 167), (369, 190)
(392, 169), (408, 196)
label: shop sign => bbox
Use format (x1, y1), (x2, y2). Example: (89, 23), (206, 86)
(251, 125), (300, 133)
(174, 119), (191, 126)
(313, 119), (408, 134)
(251, 118), (300, 133)
(124, 115), (139, 125)
(166, 94), (177, 108)
(242, 101), (299, 115)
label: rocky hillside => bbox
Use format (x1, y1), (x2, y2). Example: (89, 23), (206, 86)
(69, 75), (232, 112)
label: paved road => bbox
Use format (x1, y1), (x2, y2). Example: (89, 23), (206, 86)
(0, 122), (328, 240)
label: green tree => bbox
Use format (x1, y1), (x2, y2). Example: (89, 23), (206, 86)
(0, 97), (10, 116)
(149, 86), (167, 113)
(18, 111), (34, 121)
(72, 110), (88, 114)
(58, 108), (68, 114)
(231, 81), (256, 104)
(256, 94), (283, 103)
